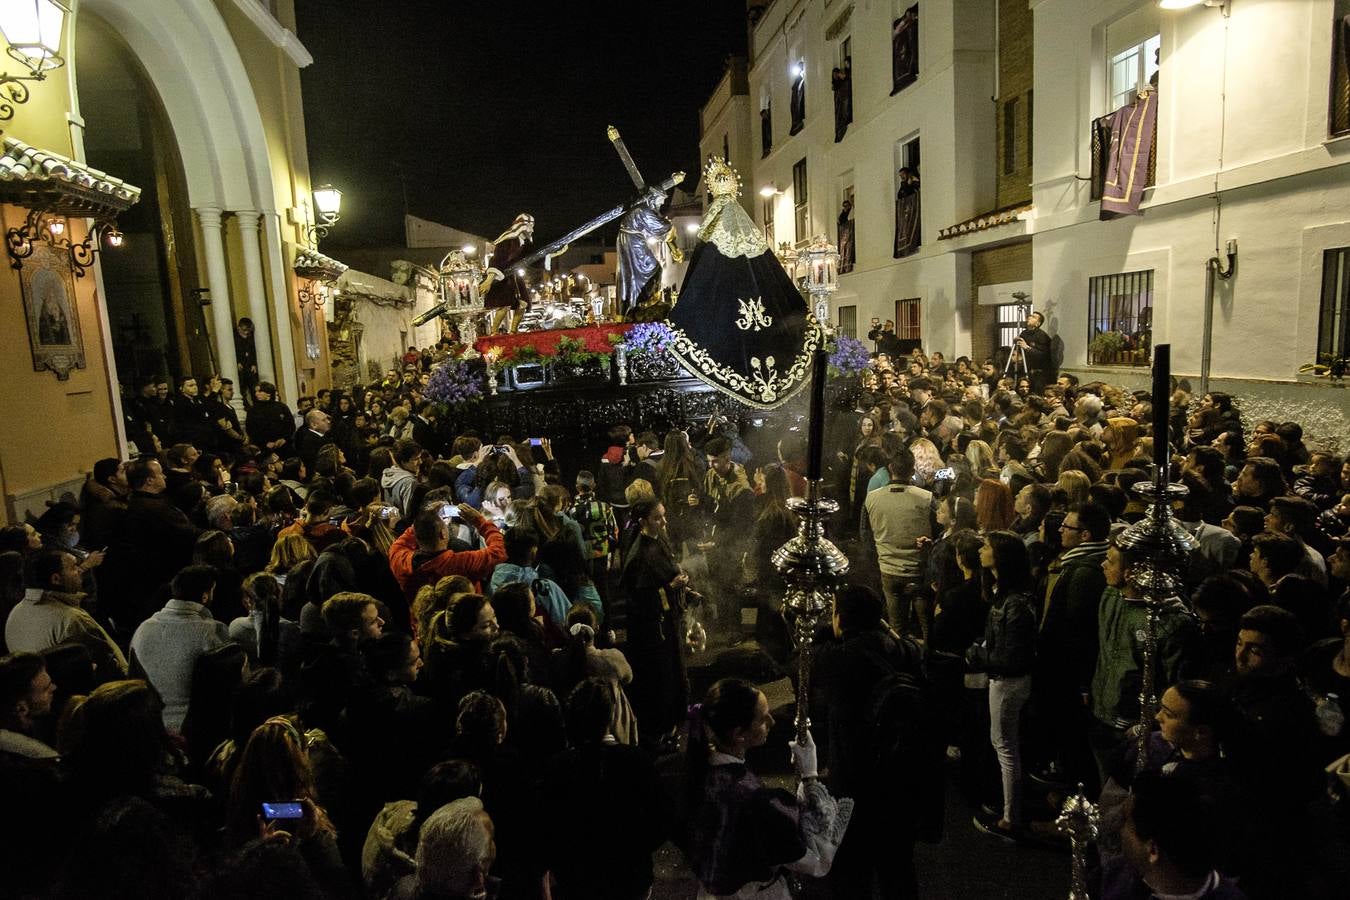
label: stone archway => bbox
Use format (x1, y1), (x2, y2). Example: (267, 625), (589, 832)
(67, 0), (300, 405)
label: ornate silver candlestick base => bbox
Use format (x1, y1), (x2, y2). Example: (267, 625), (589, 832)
(772, 481), (849, 743)
(1056, 784), (1101, 900)
(1116, 477), (1195, 770)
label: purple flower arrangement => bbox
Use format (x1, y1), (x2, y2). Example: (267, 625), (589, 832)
(424, 358), (483, 407)
(828, 334), (871, 376)
(621, 321), (675, 355)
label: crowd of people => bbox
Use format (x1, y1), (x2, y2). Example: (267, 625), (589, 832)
(1, 336), (1349, 899)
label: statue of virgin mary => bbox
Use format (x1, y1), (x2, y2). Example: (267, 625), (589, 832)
(665, 158), (822, 409)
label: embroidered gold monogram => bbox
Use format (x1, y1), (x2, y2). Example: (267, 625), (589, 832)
(735, 298), (773, 332)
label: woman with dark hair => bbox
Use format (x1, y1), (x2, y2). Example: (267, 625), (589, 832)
(366, 446), (395, 485)
(966, 531), (1037, 841)
(918, 496), (979, 642)
(225, 717), (351, 895)
(204, 666), (293, 792)
(549, 603), (637, 745)
(420, 592), (499, 713)
(542, 677), (668, 900)
(845, 416), (884, 521)
(491, 581), (551, 675)
(230, 572), (301, 671)
(457, 448), (528, 508)
(1057, 446), (1104, 485)
(181, 642), (248, 773)
(60, 680), (212, 832)
(655, 430), (705, 554)
(620, 498), (696, 747)
(1212, 430), (1246, 482)
(536, 533), (603, 624)
(681, 677), (849, 898)
(482, 634), (564, 767)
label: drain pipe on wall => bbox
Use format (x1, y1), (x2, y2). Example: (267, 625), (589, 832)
(1199, 239), (1237, 396)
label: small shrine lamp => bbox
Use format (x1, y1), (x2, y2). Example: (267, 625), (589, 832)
(441, 250), (481, 308)
(800, 234), (840, 329)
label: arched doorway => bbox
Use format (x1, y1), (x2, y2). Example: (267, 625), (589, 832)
(68, 0), (305, 408)
(75, 12), (210, 387)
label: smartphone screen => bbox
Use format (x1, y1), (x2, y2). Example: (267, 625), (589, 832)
(529, 438), (543, 447)
(261, 801), (304, 820)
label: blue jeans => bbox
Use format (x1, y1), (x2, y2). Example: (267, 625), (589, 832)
(880, 573), (924, 636)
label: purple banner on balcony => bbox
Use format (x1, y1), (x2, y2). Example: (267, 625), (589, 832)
(1100, 89), (1158, 220)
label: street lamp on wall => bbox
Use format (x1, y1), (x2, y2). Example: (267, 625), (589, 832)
(0, 0), (69, 121)
(305, 184), (342, 244)
(6, 210), (124, 278)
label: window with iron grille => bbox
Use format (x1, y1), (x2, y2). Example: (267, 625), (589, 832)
(895, 298), (921, 342)
(996, 304), (1024, 353)
(1318, 247), (1350, 369)
(793, 158), (809, 239)
(763, 196), (775, 246)
(1087, 269), (1154, 366)
(838, 305), (857, 340)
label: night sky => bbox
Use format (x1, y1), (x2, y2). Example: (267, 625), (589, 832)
(295, 1), (747, 250)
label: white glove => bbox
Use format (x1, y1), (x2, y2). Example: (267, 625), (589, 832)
(789, 729), (819, 779)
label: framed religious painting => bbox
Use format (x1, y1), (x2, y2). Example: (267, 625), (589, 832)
(20, 242), (85, 380)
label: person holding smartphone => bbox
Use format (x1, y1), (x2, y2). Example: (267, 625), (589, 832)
(225, 716), (351, 894)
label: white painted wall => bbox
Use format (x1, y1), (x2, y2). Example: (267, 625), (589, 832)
(336, 269), (416, 378)
(712, 0), (994, 352)
(1032, 0), (1350, 437)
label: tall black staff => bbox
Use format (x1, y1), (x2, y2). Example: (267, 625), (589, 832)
(1115, 344), (1196, 771)
(772, 238), (849, 745)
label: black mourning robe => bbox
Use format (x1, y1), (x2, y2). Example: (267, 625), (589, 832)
(667, 194), (821, 409)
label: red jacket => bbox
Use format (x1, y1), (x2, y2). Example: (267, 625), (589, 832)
(388, 519), (506, 603)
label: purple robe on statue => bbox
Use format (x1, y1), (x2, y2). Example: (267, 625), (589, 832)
(1100, 89), (1158, 220)
(617, 205), (670, 310)
(483, 236), (532, 310)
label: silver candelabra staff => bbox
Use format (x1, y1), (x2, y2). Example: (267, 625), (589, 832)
(772, 237), (846, 746)
(1056, 784), (1101, 900)
(1113, 345), (1195, 771)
